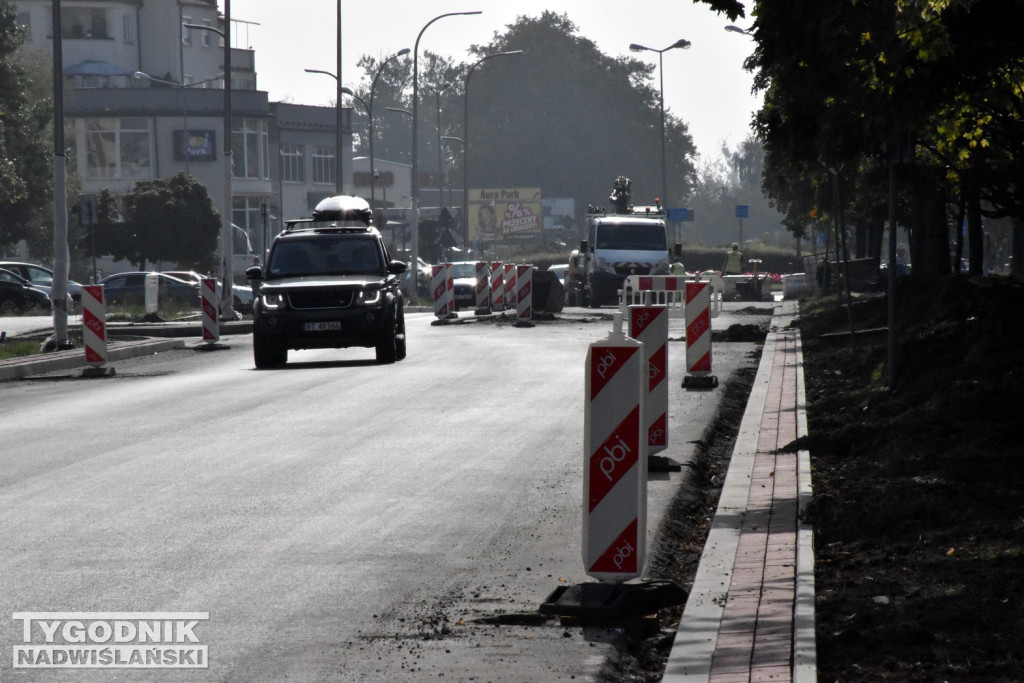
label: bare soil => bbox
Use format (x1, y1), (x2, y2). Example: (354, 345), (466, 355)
(797, 275), (1024, 681)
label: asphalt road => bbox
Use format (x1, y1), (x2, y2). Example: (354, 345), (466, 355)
(0, 305), (769, 681)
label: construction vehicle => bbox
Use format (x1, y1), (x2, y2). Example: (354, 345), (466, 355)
(566, 177), (671, 307)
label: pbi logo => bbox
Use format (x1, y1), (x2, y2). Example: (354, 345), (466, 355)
(612, 539), (635, 570)
(595, 350), (620, 379)
(599, 433), (632, 481)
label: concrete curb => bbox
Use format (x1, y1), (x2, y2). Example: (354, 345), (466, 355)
(0, 338), (188, 381)
(662, 300), (816, 681)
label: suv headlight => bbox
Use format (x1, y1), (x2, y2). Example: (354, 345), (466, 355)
(261, 292), (286, 309)
(358, 288), (382, 306)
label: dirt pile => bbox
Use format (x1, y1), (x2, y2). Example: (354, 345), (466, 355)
(797, 275), (1024, 681)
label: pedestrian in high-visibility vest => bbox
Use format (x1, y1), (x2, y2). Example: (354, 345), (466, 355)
(722, 242), (744, 275)
(671, 244), (686, 275)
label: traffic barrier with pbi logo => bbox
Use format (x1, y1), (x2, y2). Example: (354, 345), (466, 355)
(683, 280), (718, 388)
(628, 304), (669, 454)
(504, 263), (516, 309)
(583, 316), (647, 581)
(514, 264), (533, 326)
(431, 264), (452, 318)
(490, 262), (504, 313)
(474, 261), (491, 314)
(201, 278), (219, 343)
(81, 285), (108, 367)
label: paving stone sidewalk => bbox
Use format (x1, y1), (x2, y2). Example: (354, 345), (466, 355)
(664, 300), (816, 682)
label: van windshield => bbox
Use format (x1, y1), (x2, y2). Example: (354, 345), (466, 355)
(595, 224), (667, 251)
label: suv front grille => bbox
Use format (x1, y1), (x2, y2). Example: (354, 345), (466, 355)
(288, 290), (355, 309)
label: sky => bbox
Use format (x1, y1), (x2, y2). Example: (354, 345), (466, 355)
(228, 1), (760, 164)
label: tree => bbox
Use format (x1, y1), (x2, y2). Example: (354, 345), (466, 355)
(0, 0), (53, 252)
(702, 0), (1024, 277)
(97, 173), (219, 271)
(464, 12), (697, 225)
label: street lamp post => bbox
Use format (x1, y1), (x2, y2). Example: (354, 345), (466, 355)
(424, 82), (452, 209)
(369, 49), (410, 208)
(461, 51), (523, 247)
(629, 38), (690, 207)
(441, 135), (463, 222)
(304, 68), (351, 194)
(411, 11), (481, 301)
(183, 14), (236, 319)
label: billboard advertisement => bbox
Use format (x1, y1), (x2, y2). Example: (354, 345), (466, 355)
(469, 187), (542, 241)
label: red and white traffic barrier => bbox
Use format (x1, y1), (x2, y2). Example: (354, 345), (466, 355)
(629, 304), (669, 454)
(504, 263), (516, 309)
(683, 280), (718, 388)
(444, 262), (455, 315)
(514, 264), (533, 326)
(474, 261), (491, 314)
(431, 264), (450, 318)
(583, 317), (647, 581)
(81, 284), (108, 368)
(490, 262), (504, 313)
(201, 278), (219, 343)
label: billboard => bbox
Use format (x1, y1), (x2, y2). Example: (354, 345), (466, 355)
(469, 187), (542, 241)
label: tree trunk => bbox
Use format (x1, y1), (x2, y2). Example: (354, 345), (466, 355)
(967, 185), (984, 276)
(908, 168), (952, 277)
(1013, 215), (1024, 277)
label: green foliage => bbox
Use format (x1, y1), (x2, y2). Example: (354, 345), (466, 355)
(97, 173), (219, 272)
(0, 0), (53, 251)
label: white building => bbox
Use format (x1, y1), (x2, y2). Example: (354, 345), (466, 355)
(13, 0), (358, 274)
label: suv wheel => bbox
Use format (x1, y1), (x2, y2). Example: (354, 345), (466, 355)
(395, 305), (407, 361)
(375, 307), (400, 364)
(253, 332), (287, 368)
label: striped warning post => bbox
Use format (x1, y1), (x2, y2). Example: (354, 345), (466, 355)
(474, 261), (491, 314)
(201, 278), (219, 343)
(444, 263), (455, 315)
(81, 285), (108, 367)
(683, 280), (717, 388)
(583, 321), (647, 582)
(431, 265), (450, 318)
(629, 304), (669, 454)
(504, 263), (516, 309)
(514, 264), (533, 326)
(490, 262), (504, 313)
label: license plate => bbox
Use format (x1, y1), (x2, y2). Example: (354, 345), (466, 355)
(303, 321), (341, 332)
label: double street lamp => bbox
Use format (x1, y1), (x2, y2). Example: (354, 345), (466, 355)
(629, 38), (691, 207)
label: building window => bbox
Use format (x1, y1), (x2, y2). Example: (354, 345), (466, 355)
(280, 144), (305, 183)
(85, 117), (151, 180)
(201, 21), (213, 47)
(62, 7), (109, 39)
(312, 146), (335, 185)
(231, 118), (269, 180)
(123, 15), (135, 44)
(181, 15), (192, 46)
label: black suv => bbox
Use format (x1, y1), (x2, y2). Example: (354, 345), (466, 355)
(246, 196), (408, 368)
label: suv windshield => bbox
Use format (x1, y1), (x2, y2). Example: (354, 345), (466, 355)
(267, 235), (385, 278)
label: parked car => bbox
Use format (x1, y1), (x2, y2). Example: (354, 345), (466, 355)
(246, 195), (408, 368)
(447, 261), (482, 310)
(0, 261), (82, 301)
(161, 270), (254, 312)
(96, 272), (201, 308)
(0, 268), (50, 314)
